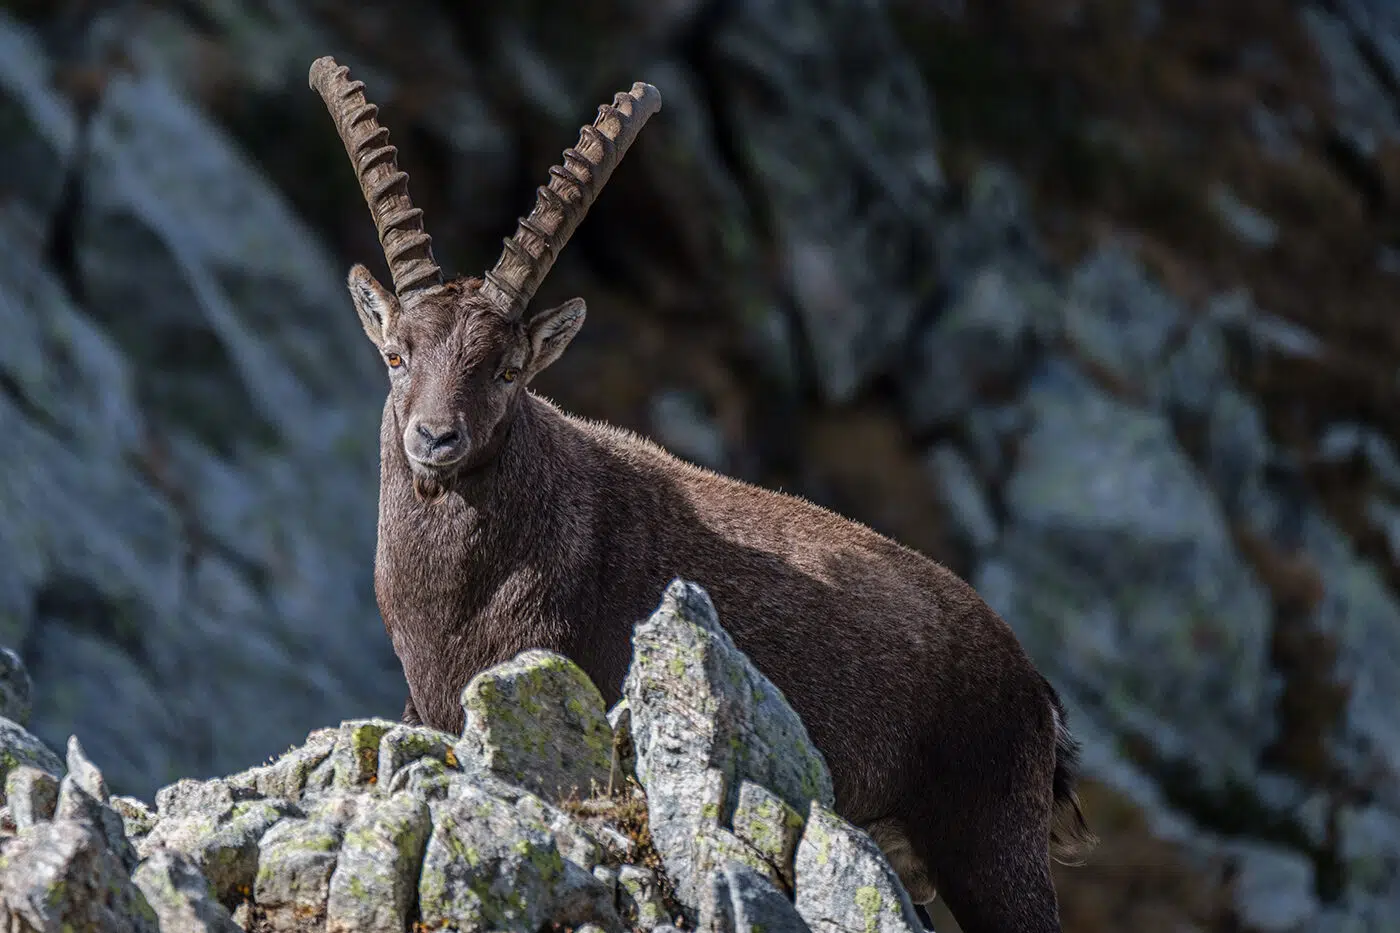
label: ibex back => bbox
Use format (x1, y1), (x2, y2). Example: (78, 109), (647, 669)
(309, 56), (1095, 933)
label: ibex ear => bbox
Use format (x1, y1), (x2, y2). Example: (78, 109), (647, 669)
(524, 297), (586, 380)
(346, 264), (399, 348)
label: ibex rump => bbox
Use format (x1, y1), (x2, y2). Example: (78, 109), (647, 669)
(309, 55), (1094, 933)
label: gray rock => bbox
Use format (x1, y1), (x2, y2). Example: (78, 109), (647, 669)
(324, 791), (432, 933)
(987, 369), (1275, 785)
(901, 264), (1040, 430)
(1207, 288), (1324, 360)
(54, 735), (139, 873)
(387, 756), (456, 801)
(1224, 842), (1319, 932)
(254, 802), (355, 932)
(713, 0), (944, 403)
(376, 723), (458, 789)
(5, 765), (58, 830)
(325, 719), (397, 791)
(132, 848), (244, 933)
(1294, 513), (1400, 825)
(515, 792), (604, 870)
(551, 858), (626, 932)
(0, 9), (400, 800)
(0, 716), (64, 793)
(731, 780), (806, 888)
(0, 647), (32, 727)
(112, 794), (157, 840)
(225, 727), (339, 801)
(1301, 5), (1400, 158)
(926, 444), (1000, 554)
(139, 797), (290, 905)
(1205, 388), (1272, 516)
(416, 784), (571, 932)
(620, 864), (672, 929)
(1318, 423), (1400, 493)
(1060, 242), (1184, 401)
(702, 861), (812, 933)
(1162, 314), (1230, 418)
(793, 803), (922, 933)
(456, 649), (615, 803)
(1209, 183), (1279, 249)
(156, 777), (236, 822)
(607, 699), (637, 791)
(936, 163), (1045, 297)
(0, 818), (159, 933)
(624, 580), (834, 909)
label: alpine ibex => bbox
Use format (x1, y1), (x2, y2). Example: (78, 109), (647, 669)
(309, 55), (1094, 933)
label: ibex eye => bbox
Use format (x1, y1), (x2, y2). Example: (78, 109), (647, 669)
(386, 353), (404, 368)
(502, 368), (519, 383)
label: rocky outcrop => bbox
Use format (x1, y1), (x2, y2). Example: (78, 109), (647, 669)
(0, 582), (920, 933)
(3, 1), (1400, 930)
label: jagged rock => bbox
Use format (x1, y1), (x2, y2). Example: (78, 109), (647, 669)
(0, 716), (64, 793)
(702, 861), (812, 933)
(387, 756), (456, 800)
(5, 765), (57, 830)
(139, 797), (291, 905)
(516, 792), (604, 870)
(327, 719), (396, 790)
(608, 699), (637, 790)
(226, 728), (339, 801)
(418, 781), (619, 933)
(1223, 841), (1319, 932)
(54, 735), (139, 873)
(1061, 241), (1185, 402)
(132, 847), (244, 933)
(900, 263), (1042, 431)
(113, 794), (157, 840)
(0, 647), (32, 728)
(1301, 5), (1400, 158)
(157, 777), (236, 822)
(0, 818), (159, 933)
(624, 580), (834, 911)
(619, 864), (672, 929)
(793, 803), (923, 933)
(323, 790), (432, 933)
(376, 723), (458, 789)
(731, 781), (806, 888)
(712, 0), (944, 404)
(982, 364), (1275, 786)
(254, 794), (361, 932)
(0, 9), (399, 799)
(456, 649), (614, 803)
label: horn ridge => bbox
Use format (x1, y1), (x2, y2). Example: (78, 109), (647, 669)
(309, 55), (443, 297)
(480, 81), (662, 319)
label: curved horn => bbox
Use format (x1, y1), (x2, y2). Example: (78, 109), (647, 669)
(309, 56), (443, 296)
(482, 82), (662, 319)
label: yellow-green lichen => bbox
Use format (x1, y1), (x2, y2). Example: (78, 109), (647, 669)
(855, 885), (882, 933)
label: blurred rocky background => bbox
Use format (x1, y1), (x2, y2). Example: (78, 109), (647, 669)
(1, 0), (1398, 929)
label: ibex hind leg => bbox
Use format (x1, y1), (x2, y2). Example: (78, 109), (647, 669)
(915, 795), (1064, 933)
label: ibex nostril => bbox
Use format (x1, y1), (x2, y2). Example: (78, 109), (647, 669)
(415, 423), (459, 451)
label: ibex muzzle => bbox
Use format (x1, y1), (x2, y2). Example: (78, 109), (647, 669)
(311, 54), (1093, 933)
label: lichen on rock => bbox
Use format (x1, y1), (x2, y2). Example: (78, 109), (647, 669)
(456, 648), (616, 804)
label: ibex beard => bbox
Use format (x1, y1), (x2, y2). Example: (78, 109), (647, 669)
(310, 54), (1095, 933)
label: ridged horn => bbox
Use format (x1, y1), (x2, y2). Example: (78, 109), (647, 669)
(309, 56), (443, 296)
(481, 81), (662, 320)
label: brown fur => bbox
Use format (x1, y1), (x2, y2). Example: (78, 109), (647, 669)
(345, 268), (1096, 933)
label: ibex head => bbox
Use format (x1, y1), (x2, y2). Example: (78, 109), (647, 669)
(309, 57), (661, 500)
